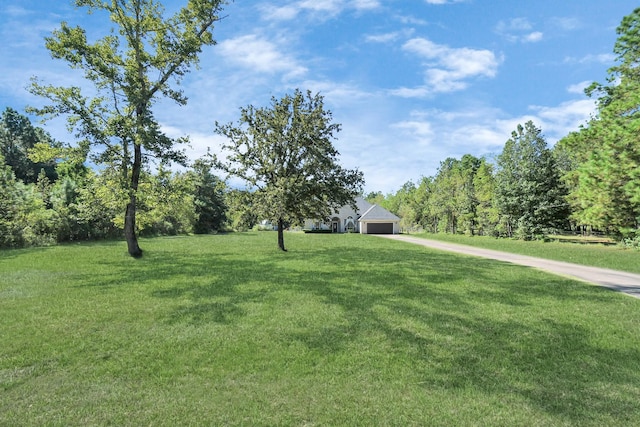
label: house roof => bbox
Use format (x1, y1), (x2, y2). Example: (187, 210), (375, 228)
(358, 204), (400, 222)
(334, 196), (372, 218)
(353, 196), (374, 214)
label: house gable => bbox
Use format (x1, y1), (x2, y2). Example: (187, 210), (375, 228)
(357, 204), (400, 234)
(358, 204), (400, 222)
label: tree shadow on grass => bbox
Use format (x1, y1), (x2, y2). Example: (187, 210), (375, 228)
(86, 235), (640, 424)
(418, 314), (640, 422)
(290, 250), (640, 423)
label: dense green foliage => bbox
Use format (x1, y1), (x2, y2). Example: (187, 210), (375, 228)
(215, 89), (364, 251)
(28, 0), (227, 257)
(0, 109), (229, 248)
(367, 153), (517, 238)
(555, 7), (640, 240)
(191, 159), (227, 234)
(0, 108), (58, 184)
(495, 121), (569, 239)
(2, 233), (640, 425)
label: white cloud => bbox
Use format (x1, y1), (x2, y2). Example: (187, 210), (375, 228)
(388, 86), (432, 98)
(298, 0), (343, 14)
(567, 81), (592, 95)
(366, 32), (400, 43)
(160, 125), (223, 160)
(564, 53), (616, 65)
(217, 34), (308, 79)
(424, 0), (466, 4)
(365, 29), (414, 44)
(263, 0), (380, 21)
(3, 5), (30, 17)
(400, 108), (517, 154)
(497, 17), (533, 32)
(496, 18), (544, 43)
(352, 0), (381, 10)
(524, 31), (543, 43)
(363, 96), (596, 191)
(551, 17), (582, 31)
(392, 120), (433, 139)
(261, 5), (300, 21)
(162, 92), (597, 194)
(528, 99), (596, 141)
(400, 38), (500, 95)
(395, 15), (428, 25)
(0, 0), (615, 197)
(296, 79), (373, 106)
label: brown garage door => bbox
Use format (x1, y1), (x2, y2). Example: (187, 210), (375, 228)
(367, 223), (394, 234)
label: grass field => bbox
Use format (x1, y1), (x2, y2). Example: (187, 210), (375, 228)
(412, 232), (640, 274)
(2, 232), (640, 426)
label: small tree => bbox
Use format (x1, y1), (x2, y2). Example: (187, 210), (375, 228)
(191, 159), (227, 234)
(29, 0), (226, 257)
(0, 153), (21, 248)
(215, 89), (364, 251)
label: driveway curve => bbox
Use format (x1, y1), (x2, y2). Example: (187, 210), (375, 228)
(377, 234), (640, 299)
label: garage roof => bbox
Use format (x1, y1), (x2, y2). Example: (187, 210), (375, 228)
(358, 204), (400, 222)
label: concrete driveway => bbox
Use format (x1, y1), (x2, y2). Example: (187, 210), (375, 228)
(377, 234), (640, 299)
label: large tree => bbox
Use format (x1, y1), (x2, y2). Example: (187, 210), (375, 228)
(575, 7), (640, 238)
(29, 0), (226, 257)
(495, 121), (569, 239)
(215, 89), (364, 251)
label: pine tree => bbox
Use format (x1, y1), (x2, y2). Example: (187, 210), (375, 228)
(578, 7), (640, 237)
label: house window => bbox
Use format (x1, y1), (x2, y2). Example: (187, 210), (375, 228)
(345, 216), (355, 232)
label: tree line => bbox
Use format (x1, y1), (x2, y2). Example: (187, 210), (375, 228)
(367, 8), (640, 246)
(1, 106), (231, 248)
(1, 89), (362, 252)
(365, 120), (570, 240)
(11, 0), (361, 256)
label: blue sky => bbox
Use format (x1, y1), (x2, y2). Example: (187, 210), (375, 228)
(0, 0), (635, 193)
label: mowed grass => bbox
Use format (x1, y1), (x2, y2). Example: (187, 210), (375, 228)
(1, 232), (640, 426)
(413, 232), (640, 274)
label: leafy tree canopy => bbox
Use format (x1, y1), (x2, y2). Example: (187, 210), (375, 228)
(29, 0), (227, 257)
(0, 108), (59, 184)
(215, 89), (364, 251)
(495, 121), (569, 239)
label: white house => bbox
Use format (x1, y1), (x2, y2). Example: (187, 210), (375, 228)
(304, 196), (400, 234)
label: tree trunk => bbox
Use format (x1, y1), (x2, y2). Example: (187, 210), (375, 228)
(124, 143), (143, 258)
(277, 217), (286, 251)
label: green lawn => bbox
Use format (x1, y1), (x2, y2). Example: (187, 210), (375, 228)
(412, 232), (640, 274)
(2, 232), (640, 426)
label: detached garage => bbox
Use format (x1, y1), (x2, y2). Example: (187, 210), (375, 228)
(358, 204), (400, 234)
